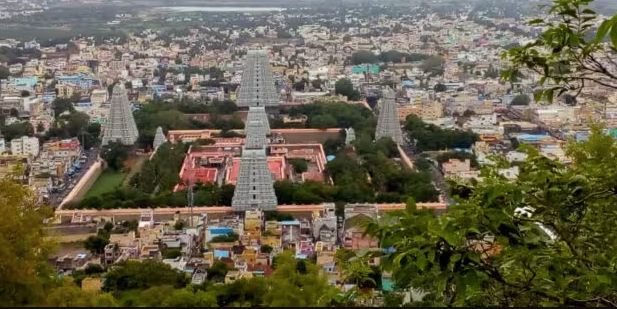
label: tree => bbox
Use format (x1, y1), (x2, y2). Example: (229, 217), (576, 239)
(103, 222), (114, 233)
(433, 83), (447, 92)
(207, 261), (229, 282)
(462, 109), (476, 118)
(260, 245), (274, 254)
(210, 232), (239, 243)
(163, 249), (183, 259)
(43, 281), (118, 307)
(404, 114), (478, 151)
(64, 111), (90, 137)
(20, 90), (30, 97)
(161, 288), (218, 307)
(339, 254), (376, 288)
(36, 122), (45, 133)
(0, 66), (9, 79)
(84, 235), (109, 254)
(290, 159), (308, 174)
(510, 94), (531, 106)
(421, 56), (445, 75)
(103, 260), (190, 292)
(311, 78), (323, 90)
(174, 220), (186, 230)
(350, 50), (378, 65)
(101, 141), (129, 172)
(334, 78), (361, 101)
(309, 114), (337, 129)
(263, 252), (340, 307)
(134, 285), (177, 307)
(366, 127), (617, 306)
(52, 97), (75, 116)
(0, 122), (34, 142)
(502, 0), (617, 102)
(0, 177), (55, 306)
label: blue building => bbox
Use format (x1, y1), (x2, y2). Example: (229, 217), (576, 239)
(206, 227), (233, 242)
(56, 74), (97, 90)
(402, 79), (415, 88)
(41, 93), (57, 103)
(13, 77), (38, 88)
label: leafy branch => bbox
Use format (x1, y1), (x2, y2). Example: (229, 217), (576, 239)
(502, 0), (617, 103)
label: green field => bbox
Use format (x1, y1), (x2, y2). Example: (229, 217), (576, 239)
(0, 27), (72, 40)
(84, 172), (127, 198)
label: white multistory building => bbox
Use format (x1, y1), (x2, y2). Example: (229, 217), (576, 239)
(10, 136), (40, 157)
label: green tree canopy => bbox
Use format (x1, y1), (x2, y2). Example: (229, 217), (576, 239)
(404, 114), (478, 151)
(510, 94), (532, 106)
(421, 55), (445, 75)
(43, 281), (118, 307)
(366, 127), (617, 306)
(433, 83), (447, 92)
(103, 260), (190, 292)
(101, 141), (129, 172)
(502, 0), (617, 102)
(435, 151), (480, 169)
(0, 66), (9, 79)
(350, 50), (378, 65)
(334, 78), (362, 101)
(52, 97), (75, 116)
(263, 252), (340, 307)
(290, 158), (309, 174)
(0, 177), (55, 306)
(0, 121), (34, 142)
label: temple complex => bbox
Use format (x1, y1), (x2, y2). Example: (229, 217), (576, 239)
(375, 87), (405, 145)
(235, 50), (281, 108)
(101, 84), (139, 146)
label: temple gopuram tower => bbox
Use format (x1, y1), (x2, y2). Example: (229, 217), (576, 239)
(102, 84), (139, 146)
(375, 87), (405, 145)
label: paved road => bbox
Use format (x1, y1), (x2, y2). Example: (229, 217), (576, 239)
(400, 142), (453, 205)
(50, 143), (101, 207)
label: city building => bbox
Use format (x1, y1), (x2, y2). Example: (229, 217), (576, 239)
(10, 136), (40, 157)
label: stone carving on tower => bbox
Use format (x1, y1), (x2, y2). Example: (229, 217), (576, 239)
(153, 126), (167, 150)
(102, 84), (139, 146)
(345, 127), (356, 145)
(375, 87), (405, 145)
(236, 50), (280, 107)
(232, 114), (278, 211)
(244, 120), (269, 149)
(245, 106), (271, 134)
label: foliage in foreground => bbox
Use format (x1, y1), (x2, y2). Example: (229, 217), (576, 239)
(366, 127), (617, 307)
(503, 0), (617, 102)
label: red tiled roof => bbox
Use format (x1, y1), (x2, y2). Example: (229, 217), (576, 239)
(227, 157), (286, 184)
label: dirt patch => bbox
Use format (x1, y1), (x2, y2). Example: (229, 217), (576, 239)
(52, 241), (89, 258)
(122, 155), (148, 187)
(50, 233), (96, 243)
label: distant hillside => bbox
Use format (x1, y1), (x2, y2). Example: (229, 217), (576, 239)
(125, 0), (329, 7)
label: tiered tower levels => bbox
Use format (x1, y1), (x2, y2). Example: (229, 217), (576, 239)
(375, 87), (405, 145)
(102, 84), (139, 146)
(236, 50), (280, 107)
